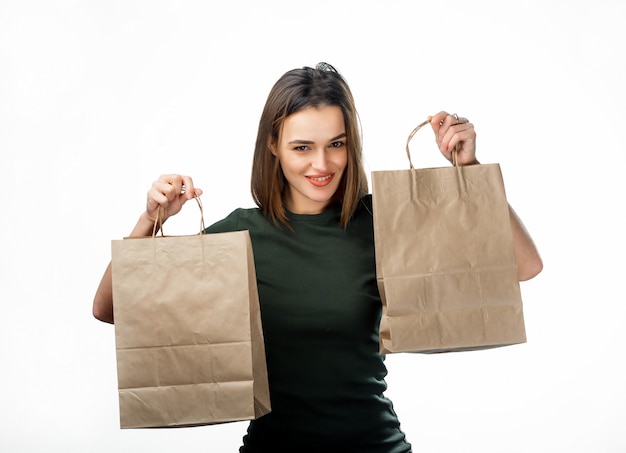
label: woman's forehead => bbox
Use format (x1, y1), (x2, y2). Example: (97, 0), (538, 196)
(281, 106), (345, 140)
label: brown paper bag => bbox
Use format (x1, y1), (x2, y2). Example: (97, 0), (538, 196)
(372, 119), (526, 354)
(111, 199), (270, 428)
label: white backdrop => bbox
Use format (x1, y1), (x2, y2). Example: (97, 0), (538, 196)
(2, 1), (625, 452)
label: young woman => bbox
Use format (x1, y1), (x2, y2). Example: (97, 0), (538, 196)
(93, 63), (543, 452)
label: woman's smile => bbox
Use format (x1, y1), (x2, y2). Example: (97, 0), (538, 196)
(307, 173), (335, 186)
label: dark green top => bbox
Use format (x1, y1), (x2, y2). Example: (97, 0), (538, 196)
(205, 196), (411, 453)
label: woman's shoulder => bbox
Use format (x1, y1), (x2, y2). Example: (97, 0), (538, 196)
(359, 193), (372, 210)
(353, 194), (373, 219)
(341, 194), (373, 235)
(204, 206), (265, 234)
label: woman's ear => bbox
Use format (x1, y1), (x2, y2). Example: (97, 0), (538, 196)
(269, 139), (278, 156)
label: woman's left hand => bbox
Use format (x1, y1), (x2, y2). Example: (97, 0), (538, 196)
(430, 111), (478, 166)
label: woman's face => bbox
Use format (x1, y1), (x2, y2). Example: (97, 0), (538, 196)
(272, 105), (348, 215)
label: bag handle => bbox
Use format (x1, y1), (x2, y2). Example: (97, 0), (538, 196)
(152, 195), (206, 237)
(405, 117), (461, 170)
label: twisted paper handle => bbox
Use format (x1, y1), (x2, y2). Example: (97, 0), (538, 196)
(405, 117), (461, 169)
(152, 195), (206, 237)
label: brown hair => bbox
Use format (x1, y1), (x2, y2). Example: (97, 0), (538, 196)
(250, 62), (368, 229)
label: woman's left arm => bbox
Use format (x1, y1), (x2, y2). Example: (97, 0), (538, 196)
(430, 111), (543, 281)
(507, 205), (543, 281)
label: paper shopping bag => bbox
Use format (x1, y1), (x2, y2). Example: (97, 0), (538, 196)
(372, 119), (526, 354)
(111, 201), (270, 428)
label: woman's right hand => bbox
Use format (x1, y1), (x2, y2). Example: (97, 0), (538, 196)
(145, 174), (203, 224)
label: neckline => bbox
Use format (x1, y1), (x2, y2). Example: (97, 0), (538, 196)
(285, 203), (341, 222)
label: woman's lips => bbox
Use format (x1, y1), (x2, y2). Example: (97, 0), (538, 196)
(306, 174), (334, 187)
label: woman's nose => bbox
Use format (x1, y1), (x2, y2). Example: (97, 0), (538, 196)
(311, 149), (328, 171)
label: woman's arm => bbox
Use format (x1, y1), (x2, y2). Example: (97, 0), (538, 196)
(509, 205), (543, 281)
(93, 262), (114, 323)
(92, 174), (202, 324)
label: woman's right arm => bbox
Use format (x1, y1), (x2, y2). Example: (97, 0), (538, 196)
(92, 174), (202, 324)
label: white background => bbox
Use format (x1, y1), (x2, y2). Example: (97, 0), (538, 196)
(2, 1), (625, 451)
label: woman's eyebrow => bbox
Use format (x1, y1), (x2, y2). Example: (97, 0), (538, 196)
(288, 132), (347, 145)
(330, 132), (347, 141)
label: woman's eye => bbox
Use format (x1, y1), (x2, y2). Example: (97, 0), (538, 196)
(293, 145), (309, 151)
(330, 141), (345, 148)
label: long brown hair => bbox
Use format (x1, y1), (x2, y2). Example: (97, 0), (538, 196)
(250, 62), (368, 229)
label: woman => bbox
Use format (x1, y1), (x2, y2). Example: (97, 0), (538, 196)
(93, 63), (543, 452)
